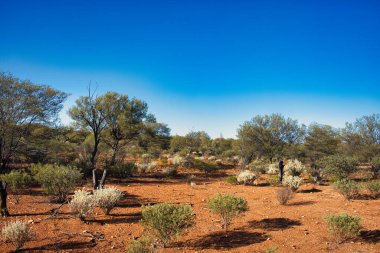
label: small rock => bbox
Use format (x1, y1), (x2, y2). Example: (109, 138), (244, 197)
(27, 220), (34, 224)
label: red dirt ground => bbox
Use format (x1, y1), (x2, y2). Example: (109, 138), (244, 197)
(0, 168), (379, 253)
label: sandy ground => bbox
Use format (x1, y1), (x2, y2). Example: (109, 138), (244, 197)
(0, 169), (379, 253)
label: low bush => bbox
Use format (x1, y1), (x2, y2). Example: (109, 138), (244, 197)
(276, 187), (294, 205)
(237, 170), (256, 185)
(0, 170), (32, 204)
(194, 159), (218, 174)
(268, 174), (280, 186)
(267, 163), (279, 174)
(69, 190), (96, 221)
(141, 203), (194, 247)
(107, 163), (136, 178)
(333, 179), (360, 200)
(225, 175), (238, 185)
(162, 167), (178, 178)
(94, 187), (123, 215)
(364, 181), (380, 196)
(208, 193), (248, 231)
(248, 160), (268, 174)
(127, 238), (154, 253)
(316, 155), (358, 180)
(1, 220), (35, 251)
(32, 164), (82, 202)
(282, 176), (303, 191)
(324, 212), (362, 242)
(284, 159), (305, 177)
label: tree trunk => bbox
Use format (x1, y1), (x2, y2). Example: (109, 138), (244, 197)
(93, 169), (107, 190)
(0, 181), (9, 217)
(90, 138), (99, 169)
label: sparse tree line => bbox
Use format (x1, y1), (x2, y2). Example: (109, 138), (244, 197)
(0, 72), (379, 251)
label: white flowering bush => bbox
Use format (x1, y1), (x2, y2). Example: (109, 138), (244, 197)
(2, 220), (35, 251)
(94, 187), (123, 215)
(237, 170), (256, 185)
(284, 159), (305, 177)
(283, 176), (303, 191)
(267, 163), (279, 174)
(69, 190), (96, 220)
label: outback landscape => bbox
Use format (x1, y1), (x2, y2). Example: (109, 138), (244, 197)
(1, 1), (380, 252)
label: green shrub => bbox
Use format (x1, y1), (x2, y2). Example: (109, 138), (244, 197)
(248, 160), (268, 174)
(316, 155), (358, 180)
(370, 157), (380, 179)
(265, 247), (278, 253)
(225, 176), (238, 185)
(364, 181), (380, 196)
(107, 163), (136, 178)
(0, 171), (32, 204)
(324, 212), (362, 242)
(333, 179), (360, 200)
(208, 193), (248, 231)
(127, 238), (154, 253)
(141, 203), (194, 247)
(32, 164), (82, 202)
(162, 167), (178, 178)
(194, 159), (218, 174)
(268, 174), (279, 186)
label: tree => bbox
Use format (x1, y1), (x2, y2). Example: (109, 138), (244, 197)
(69, 90), (107, 169)
(237, 114), (305, 167)
(341, 114), (380, 161)
(305, 123), (340, 162)
(0, 72), (68, 169)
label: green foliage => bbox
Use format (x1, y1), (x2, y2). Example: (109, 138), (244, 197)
(162, 167), (178, 178)
(268, 174), (280, 186)
(324, 212), (362, 242)
(194, 159), (218, 174)
(364, 181), (380, 196)
(107, 163), (136, 178)
(208, 194), (248, 230)
(316, 155), (358, 180)
(248, 160), (268, 174)
(127, 238), (154, 253)
(32, 164), (82, 202)
(141, 203), (194, 247)
(265, 247), (278, 253)
(225, 176), (238, 185)
(333, 179), (360, 200)
(0, 170), (32, 204)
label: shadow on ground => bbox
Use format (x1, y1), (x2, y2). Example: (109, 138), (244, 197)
(247, 218), (301, 231)
(23, 241), (96, 251)
(183, 230), (268, 250)
(360, 230), (380, 243)
(288, 200), (316, 206)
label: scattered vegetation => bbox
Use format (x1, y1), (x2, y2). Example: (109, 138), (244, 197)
(1, 220), (35, 251)
(364, 181), (380, 196)
(225, 175), (238, 185)
(162, 167), (178, 178)
(237, 170), (256, 185)
(284, 159), (305, 177)
(317, 155), (358, 180)
(324, 212), (362, 242)
(0, 171), (32, 204)
(141, 203), (194, 247)
(282, 176), (303, 191)
(107, 163), (136, 178)
(69, 190), (96, 221)
(32, 164), (82, 202)
(208, 193), (248, 231)
(333, 179), (360, 200)
(126, 238), (154, 253)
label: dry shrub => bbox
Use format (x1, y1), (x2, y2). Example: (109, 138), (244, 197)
(69, 190), (96, 220)
(94, 187), (123, 215)
(2, 220), (35, 251)
(276, 187), (294, 205)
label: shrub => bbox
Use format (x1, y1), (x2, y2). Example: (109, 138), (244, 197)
(162, 167), (178, 178)
(225, 176), (238, 185)
(107, 163), (136, 178)
(69, 190), (96, 220)
(282, 176), (303, 191)
(284, 159), (305, 177)
(333, 179), (360, 200)
(276, 187), (294, 205)
(0, 170), (32, 204)
(32, 164), (82, 202)
(316, 155), (358, 180)
(94, 187), (123, 215)
(141, 203), (194, 247)
(127, 238), (154, 253)
(1, 220), (35, 251)
(364, 181), (380, 196)
(168, 155), (184, 167)
(324, 212), (362, 242)
(194, 159), (218, 174)
(267, 163), (279, 174)
(237, 170), (256, 185)
(268, 174), (280, 186)
(141, 153), (152, 164)
(208, 194), (248, 231)
(248, 160), (268, 174)
(370, 157), (380, 179)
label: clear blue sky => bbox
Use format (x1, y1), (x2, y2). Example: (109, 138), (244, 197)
(1, 0), (379, 138)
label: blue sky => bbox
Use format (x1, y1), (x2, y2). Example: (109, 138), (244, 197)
(1, 0), (379, 138)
